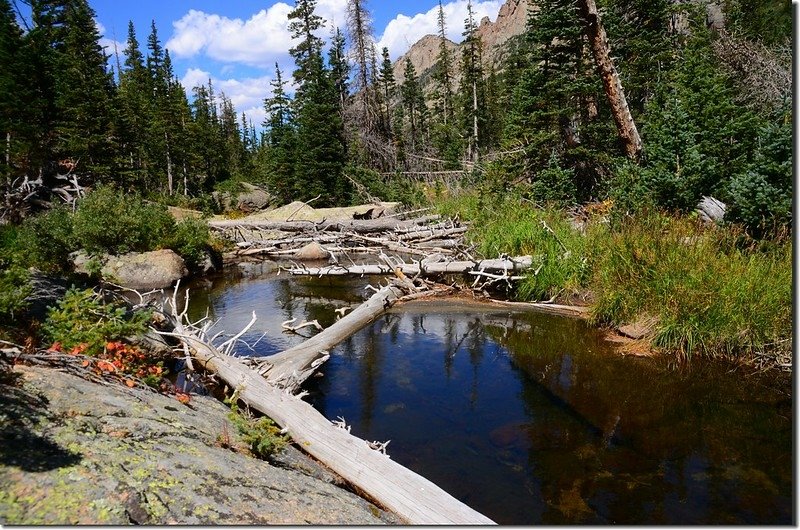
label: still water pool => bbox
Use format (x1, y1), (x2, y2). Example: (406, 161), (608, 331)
(187, 269), (792, 524)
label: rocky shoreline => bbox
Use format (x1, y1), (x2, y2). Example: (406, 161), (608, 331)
(0, 366), (399, 525)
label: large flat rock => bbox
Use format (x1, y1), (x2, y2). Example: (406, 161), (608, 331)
(0, 366), (397, 525)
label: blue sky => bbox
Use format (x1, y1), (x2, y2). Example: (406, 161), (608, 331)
(84, 0), (505, 125)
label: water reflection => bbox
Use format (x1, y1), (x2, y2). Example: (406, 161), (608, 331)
(304, 304), (791, 525)
(186, 272), (791, 525)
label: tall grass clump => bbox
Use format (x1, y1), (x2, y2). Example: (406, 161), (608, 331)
(590, 211), (791, 363)
(435, 191), (591, 301)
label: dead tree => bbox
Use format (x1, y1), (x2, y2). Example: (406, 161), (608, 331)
(577, 0), (642, 160)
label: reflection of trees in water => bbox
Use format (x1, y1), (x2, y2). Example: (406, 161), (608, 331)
(357, 316), (387, 432)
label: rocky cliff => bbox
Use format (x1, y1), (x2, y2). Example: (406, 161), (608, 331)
(393, 0), (532, 84)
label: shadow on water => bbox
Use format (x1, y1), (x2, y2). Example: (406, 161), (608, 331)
(186, 271), (792, 525)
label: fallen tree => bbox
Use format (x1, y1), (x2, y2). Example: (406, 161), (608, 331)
(288, 255), (533, 278)
(158, 281), (495, 524)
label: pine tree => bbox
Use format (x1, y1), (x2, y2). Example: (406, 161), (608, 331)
(459, 0), (485, 162)
(0, 0), (27, 176)
(288, 0), (349, 205)
(328, 27), (350, 117)
(377, 46), (396, 140)
(262, 64), (297, 203)
(400, 59), (428, 152)
(117, 20), (150, 188)
(53, 0), (116, 179)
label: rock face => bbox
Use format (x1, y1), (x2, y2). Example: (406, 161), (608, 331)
(0, 366), (398, 525)
(393, 0), (531, 87)
(393, 34), (459, 85)
(101, 249), (188, 290)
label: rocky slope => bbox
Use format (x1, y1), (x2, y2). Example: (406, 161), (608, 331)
(0, 366), (398, 525)
(392, 0), (531, 84)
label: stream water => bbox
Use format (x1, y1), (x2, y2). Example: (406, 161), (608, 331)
(186, 266), (792, 525)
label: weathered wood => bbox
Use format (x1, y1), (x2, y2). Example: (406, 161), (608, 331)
(259, 285), (404, 390)
(164, 285), (494, 524)
(291, 255), (533, 277)
(578, 0), (642, 160)
(209, 215), (439, 234)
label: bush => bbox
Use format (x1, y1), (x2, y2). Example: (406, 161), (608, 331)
(0, 225), (30, 321)
(72, 185), (176, 255)
(17, 206), (77, 273)
(42, 287), (151, 356)
(167, 218), (211, 270)
(227, 398), (288, 459)
(726, 114), (792, 236)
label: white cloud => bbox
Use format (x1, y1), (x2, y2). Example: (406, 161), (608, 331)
(181, 68), (274, 126)
(377, 0), (503, 59)
(166, 1), (348, 68)
(94, 20), (126, 62)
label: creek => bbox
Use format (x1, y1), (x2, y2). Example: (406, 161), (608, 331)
(186, 265), (792, 524)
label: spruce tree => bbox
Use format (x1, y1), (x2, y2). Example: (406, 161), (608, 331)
(288, 0), (349, 206)
(117, 20), (150, 188)
(53, 0), (116, 179)
(377, 46), (396, 140)
(400, 59), (428, 152)
(262, 64), (297, 203)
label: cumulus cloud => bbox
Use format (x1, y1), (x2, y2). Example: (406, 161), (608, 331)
(94, 20), (126, 61)
(181, 68), (277, 126)
(166, 0), (347, 67)
(377, 0), (503, 59)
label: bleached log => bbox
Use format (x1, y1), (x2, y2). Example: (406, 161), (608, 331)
(259, 284), (405, 390)
(160, 283), (494, 524)
(209, 216), (437, 234)
(182, 334), (494, 524)
(291, 255), (533, 278)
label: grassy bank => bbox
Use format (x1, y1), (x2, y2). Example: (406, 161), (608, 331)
(436, 191), (792, 367)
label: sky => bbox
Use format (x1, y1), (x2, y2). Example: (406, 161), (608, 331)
(83, 0), (505, 126)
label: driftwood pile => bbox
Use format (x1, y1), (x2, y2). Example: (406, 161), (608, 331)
(209, 209), (470, 260)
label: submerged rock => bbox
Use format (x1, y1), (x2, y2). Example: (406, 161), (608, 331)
(0, 366), (397, 525)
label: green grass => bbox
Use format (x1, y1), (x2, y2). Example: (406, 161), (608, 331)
(589, 212), (791, 363)
(434, 191), (792, 366)
(437, 192), (591, 301)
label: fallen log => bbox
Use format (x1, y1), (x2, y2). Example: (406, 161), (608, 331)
(209, 216), (439, 234)
(290, 255), (533, 277)
(160, 284), (494, 524)
(258, 284), (404, 391)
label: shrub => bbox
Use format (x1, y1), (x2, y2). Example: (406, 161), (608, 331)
(0, 225), (30, 320)
(227, 398), (287, 459)
(17, 206), (77, 273)
(167, 218), (210, 270)
(72, 185), (176, 255)
(726, 114), (792, 236)
(42, 287), (151, 356)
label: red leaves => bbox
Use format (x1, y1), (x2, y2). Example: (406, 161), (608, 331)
(175, 392), (191, 405)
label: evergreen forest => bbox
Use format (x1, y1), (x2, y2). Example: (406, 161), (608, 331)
(0, 0), (793, 367)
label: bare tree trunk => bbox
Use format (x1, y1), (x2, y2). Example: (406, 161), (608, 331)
(577, 0), (642, 160)
(165, 131), (173, 195)
(472, 80), (479, 162)
(5, 132), (9, 168)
